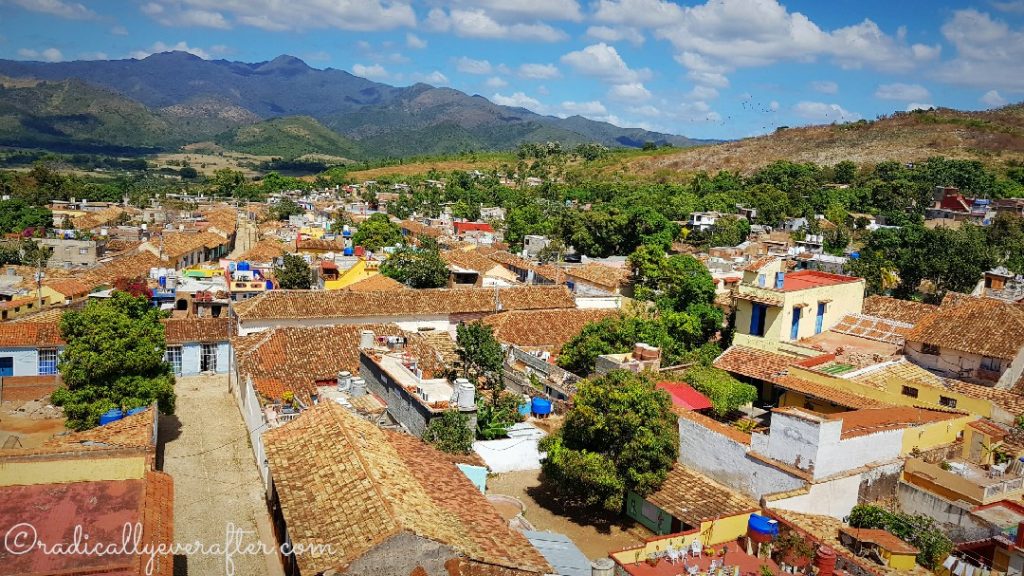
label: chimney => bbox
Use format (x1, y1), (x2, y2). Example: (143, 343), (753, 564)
(815, 546), (836, 576)
(1016, 522), (1024, 548)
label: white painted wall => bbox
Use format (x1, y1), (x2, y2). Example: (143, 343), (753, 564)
(766, 410), (904, 480)
(0, 347), (42, 376)
(575, 296), (622, 310)
(771, 474), (862, 518)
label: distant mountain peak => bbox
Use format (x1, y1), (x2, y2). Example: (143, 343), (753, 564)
(141, 50), (204, 62)
(256, 55), (311, 74)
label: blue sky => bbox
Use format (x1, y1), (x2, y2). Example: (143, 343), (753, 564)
(1, 0), (1023, 139)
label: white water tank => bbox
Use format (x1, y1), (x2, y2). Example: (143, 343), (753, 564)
(337, 371), (351, 392)
(359, 330), (375, 349)
(592, 558), (615, 576)
(454, 378), (475, 410)
(350, 377), (366, 397)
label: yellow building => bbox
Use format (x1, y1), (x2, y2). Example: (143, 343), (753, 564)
(839, 527), (919, 571)
(733, 257), (865, 349)
(323, 258), (382, 290)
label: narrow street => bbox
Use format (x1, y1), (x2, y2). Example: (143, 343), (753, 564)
(159, 374), (282, 576)
(228, 214), (257, 260)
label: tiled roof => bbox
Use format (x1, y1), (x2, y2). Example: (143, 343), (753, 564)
(42, 278), (93, 299)
(941, 291), (973, 308)
(233, 285), (576, 321)
(233, 324), (444, 403)
(904, 296), (1024, 360)
(862, 296), (938, 325)
(44, 406), (156, 450)
(483, 309), (618, 349)
(839, 527), (919, 555)
(943, 378), (1024, 415)
(774, 374), (890, 409)
(400, 219), (443, 238)
(237, 238), (290, 262)
(263, 402), (551, 575)
(743, 255), (777, 272)
(713, 345), (797, 382)
(296, 237), (345, 252)
(154, 231), (228, 260)
(442, 248), (502, 275)
(848, 360), (944, 392)
(344, 273), (408, 292)
(831, 313), (911, 345)
(7, 307), (65, 323)
(832, 406), (960, 439)
(563, 263), (627, 290)
(486, 250), (561, 281)
(162, 317), (232, 344)
(79, 250), (170, 289)
(200, 206), (238, 235)
(72, 206), (125, 230)
(0, 321), (64, 347)
(646, 465), (758, 527)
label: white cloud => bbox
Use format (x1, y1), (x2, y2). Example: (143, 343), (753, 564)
(426, 8), (567, 42)
(586, 25), (644, 45)
(628, 104), (662, 117)
(561, 43), (651, 83)
(406, 33), (427, 49)
(412, 70), (449, 85)
(110, 25), (129, 36)
(597, 0), (939, 78)
(874, 83), (930, 101)
(811, 80), (838, 94)
(10, 0), (94, 19)
(352, 63), (389, 80)
(484, 76), (508, 88)
(455, 57), (493, 75)
(793, 101), (861, 122)
(140, 2), (164, 15)
(145, 6), (231, 29)
(687, 70), (729, 89)
(906, 103), (935, 111)
(769, 100), (780, 112)
(130, 41), (210, 60)
(517, 63), (560, 79)
(686, 85), (719, 100)
(933, 9), (1024, 90)
(17, 47), (63, 62)
(992, 0), (1024, 13)
(139, 0), (415, 32)
(492, 92), (546, 112)
(560, 100), (608, 116)
(442, 0), (583, 22)
(981, 90), (1008, 107)
(608, 82), (651, 101)
(78, 51), (109, 61)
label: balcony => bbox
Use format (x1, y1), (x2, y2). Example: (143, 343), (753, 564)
(904, 457), (1024, 505)
(735, 284), (784, 306)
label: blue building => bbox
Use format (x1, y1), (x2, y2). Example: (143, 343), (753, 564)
(163, 317), (232, 375)
(0, 321), (64, 377)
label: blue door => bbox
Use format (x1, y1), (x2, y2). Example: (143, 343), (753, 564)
(0, 357), (12, 377)
(790, 306), (802, 340)
(750, 303), (766, 336)
(815, 302), (826, 334)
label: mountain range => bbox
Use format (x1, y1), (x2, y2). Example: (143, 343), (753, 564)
(0, 52), (709, 159)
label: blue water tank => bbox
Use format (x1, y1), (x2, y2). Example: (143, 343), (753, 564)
(748, 514), (779, 536)
(229, 262), (236, 272)
(158, 276), (166, 288)
(126, 406), (147, 416)
(265, 280), (274, 290)
(238, 261), (251, 271)
(99, 409), (124, 426)
(518, 400), (531, 417)
(531, 397), (552, 416)
(343, 247), (354, 256)
(850, 251), (860, 259)
(343, 230), (351, 237)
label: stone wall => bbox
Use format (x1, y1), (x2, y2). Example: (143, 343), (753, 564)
(897, 481), (1000, 543)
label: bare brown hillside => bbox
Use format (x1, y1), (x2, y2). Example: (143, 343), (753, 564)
(621, 105), (1024, 176)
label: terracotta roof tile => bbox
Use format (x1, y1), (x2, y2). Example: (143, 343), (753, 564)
(344, 274), (408, 292)
(646, 465), (758, 527)
(774, 374), (890, 409)
(839, 527), (919, 555)
(295, 237), (345, 252)
(831, 314), (911, 345)
(7, 307), (65, 323)
(233, 285), (576, 321)
(162, 317), (232, 344)
(743, 255), (777, 272)
(904, 296), (1024, 360)
(563, 263), (627, 290)
(862, 296), (938, 325)
(0, 321), (64, 347)
(831, 406), (959, 439)
(200, 206), (238, 236)
(713, 345), (797, 382)
(237, 238), (291, 262)
(849, 360), (945, 392)
(44, 406), (156, 450)
(483, 309), (618, 350)
(72, 206), (126, 230)
(263, 402), (551, 575)
(943, 378), (1024, 415)
(401, 219), (443, 238)
(442, 248), (502, 275)
(42, 278), (93, 299)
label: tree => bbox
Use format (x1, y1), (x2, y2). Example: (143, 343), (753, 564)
(848, 505), (952, 569)
(423, 410), (474, 454)
(352, 213), (401, 251)
(270, 198), (304, 221)
(833, 160), (857, 184)
(683, 366), (758, 417)
(274, 253), (312, 289)
(456, 322), (504, 386)
(50, 293), (174, 430)
(380, 246), (449, 288)
(539, 370), (678, 511)
(0, 199), (52, 234)
(179, 166), (199, 179)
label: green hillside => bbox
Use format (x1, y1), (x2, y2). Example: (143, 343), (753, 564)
(214, 115), (362, 159)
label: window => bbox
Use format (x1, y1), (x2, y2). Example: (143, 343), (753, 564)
(79, 248), (88, 255)
(38, 349), (58, 375)
(749, 303), (767, 337)
(201, 343), (217, 372)
(165, 346), (182, 374)
(939, 396), (958, 409)
(758, 273), (766, 287)
(902, 386), (919, 398)
(790, 306), (802, 340)
(981, 356), (1003, 372)
(922, 343), (940, 355)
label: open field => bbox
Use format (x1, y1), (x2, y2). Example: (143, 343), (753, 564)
(154, 146), (275, 177)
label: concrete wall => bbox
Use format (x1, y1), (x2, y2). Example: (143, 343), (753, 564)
(40, 238), (101, 268)
(766, 410), (904, 480)
(360, 354), (441, 437)
(0, 347), (43, 377)
(905, 340), (1024, 387)
(175, 341), (230, 375)
(342, 531), (459, 576)
(734, 278), (864, 343)
(678, 415), (805, 500)
(771, 474), (862, 518)
(235, 374), (271, 489)
(897, 481), (1000, 543)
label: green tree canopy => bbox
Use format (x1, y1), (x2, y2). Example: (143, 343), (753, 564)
(539, 370), (679, 511)
(0, 199), (52, 233)
(683, 366), (758, 416)
(270, 197), (304, 221)
(51, 292), (174, 430)
(423, 410), (474, 454)
(380, 245), (449, 288)
(848, 505), (953, 569)
(456, 321), (504, 384)
(274, 253), (312, 289)
(352, 213), (401, 251)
